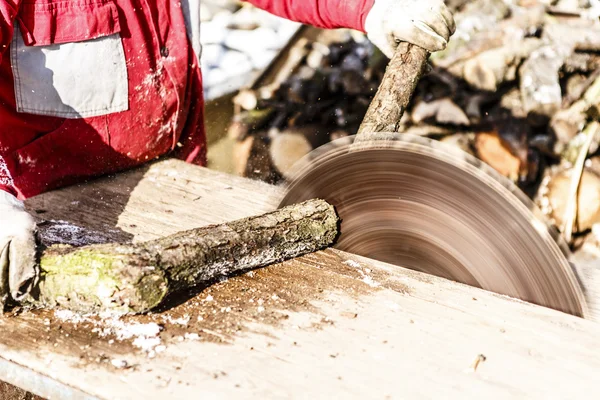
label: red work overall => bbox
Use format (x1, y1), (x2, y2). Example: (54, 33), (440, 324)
(0, 0), (372, 199)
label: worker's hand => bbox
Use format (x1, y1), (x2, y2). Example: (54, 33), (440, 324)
(364, 0), (456, 58)
(0, 191), (38, 308)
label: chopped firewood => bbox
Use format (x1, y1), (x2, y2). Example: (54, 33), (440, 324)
(234, 131), (281, 183)
(540, 165), (600, 235)
(232, 135), (255, 176)
(552, 74), (600, 155)
(464, 93), (495, 122)
(590, 156), (600, 176)
(565, 74), (593, 105)
(431, 2), (545, 69)
(227, 2), (600, 206)
(228, 108), (274, 140)
(440, 133), (476, 156)
(29, 199), (339, 314)
(499, 88), (527, 119)
(561, 122), (600, 168)
(330, 130), (350, 141)
(306, 42), (331, 69)
(562, 53), (600, 74)
(560, 122), (600, 241)
(430, 0), (511, 68)
(269, 130), (314, 178)
(233, 89), (259, 111)
(552, 102), (591, 154)
(562, 63), (600, 108)
(543, 23), (600, 52)
(518, 23), (600, 125)
(519, 43), (571, 125)
(475, 131), (522, 181)
(411, 98), (470, 126)
(462, 38), (542, 91)
(401, 124), (456, 137)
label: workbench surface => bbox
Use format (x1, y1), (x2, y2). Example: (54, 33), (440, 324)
(0, 159), (597, 399)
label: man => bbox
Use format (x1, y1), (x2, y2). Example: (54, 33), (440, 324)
(0, 0), (454, 306)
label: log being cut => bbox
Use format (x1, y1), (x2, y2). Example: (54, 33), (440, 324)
(26, 199), (338, 314)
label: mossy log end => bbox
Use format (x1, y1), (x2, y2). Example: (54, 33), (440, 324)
(27, 199), (339, 314)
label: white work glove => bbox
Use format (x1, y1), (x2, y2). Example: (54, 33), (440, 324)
(0, 191), (38, 309)
(364, 0), (456, 58)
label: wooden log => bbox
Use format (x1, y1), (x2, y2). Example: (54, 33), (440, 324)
(411, 97), (470, 126)
(562, 53), (600, 74)
(559, 121), (600, 242)
(543, 24), (600, 52)
(232, 134), (255, 176)
(462, 38), (542, 91)
(227, 108), (274, 140)
(431, 2), (544, 69)
(269, 129), (314, 179)
(429, 0), (511, 68)
(551, 73), (600, 154)
(522, 23), (600, 124)
(474, 131), (522, 182)
(519, 44), (571, 125)
(26, 199), (339, 315)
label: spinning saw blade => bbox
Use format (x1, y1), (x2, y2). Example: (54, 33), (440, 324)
(279, 133), (589, 318)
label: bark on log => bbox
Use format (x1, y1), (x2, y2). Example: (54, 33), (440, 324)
(26, 199), (339, 315)
(356, 43), (429, 136)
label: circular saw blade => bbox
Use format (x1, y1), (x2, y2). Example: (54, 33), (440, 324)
(278, 133), (588, 318)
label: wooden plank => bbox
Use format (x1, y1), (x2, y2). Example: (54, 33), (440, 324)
(3, 158), (596, 399)
(27, 159), (282, 243)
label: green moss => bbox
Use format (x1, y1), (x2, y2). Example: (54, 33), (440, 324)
(34, 247), (168, 313)
(135, 273), (169, 311)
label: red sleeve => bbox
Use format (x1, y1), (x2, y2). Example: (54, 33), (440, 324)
(243, 0), (375, 32)
(0, 1), (20, 63)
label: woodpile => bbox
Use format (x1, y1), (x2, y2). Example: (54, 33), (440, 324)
(227, 0), (600, 245)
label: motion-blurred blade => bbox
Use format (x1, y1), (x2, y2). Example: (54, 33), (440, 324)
(279, 133), (588, 318)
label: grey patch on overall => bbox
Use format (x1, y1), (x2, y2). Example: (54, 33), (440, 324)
(10, 25), (128, 119)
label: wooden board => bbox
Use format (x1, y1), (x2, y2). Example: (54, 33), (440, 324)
(0, 158), (596, 399)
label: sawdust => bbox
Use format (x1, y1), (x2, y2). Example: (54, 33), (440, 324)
(2, 249), (414, 374)
(0, 250), (387, 367)
(135, 254), (381, 346)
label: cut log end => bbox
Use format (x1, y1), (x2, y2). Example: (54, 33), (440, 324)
(270, 132), (314, 178)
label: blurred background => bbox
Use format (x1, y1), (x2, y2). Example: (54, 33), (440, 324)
(200, 0), (600, 263)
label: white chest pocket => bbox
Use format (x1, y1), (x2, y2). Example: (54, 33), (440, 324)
(11, 0), (129, 119)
